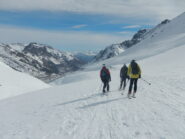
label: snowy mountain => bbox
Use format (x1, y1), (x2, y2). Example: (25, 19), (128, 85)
(0, 12), (185, 139)
(7, 43), (27, 52)
(0, 42), (84, 82)
(93, 29), (148, 61)
(93, 19), (170, 62)
(74, 51), (97, 63)
(0, 61), (49, 100)
(93, 43), (126, 61)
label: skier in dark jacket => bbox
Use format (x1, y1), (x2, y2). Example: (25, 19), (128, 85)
(120, 64), (129, 90)
(127, 60), (141, 98)
(100, 64), (111, 93)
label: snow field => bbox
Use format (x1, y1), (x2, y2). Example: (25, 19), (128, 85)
(0, 44), (185, 138)
(0, 61), (50, 100)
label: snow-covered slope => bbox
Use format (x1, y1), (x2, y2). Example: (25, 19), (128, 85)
(93, 20), (170, 62)
(89, 13), (185, 69)
(0, 61), (49, 100)
(93, 43), (126, 61)
(0, 43), (185, 138)
(8, 43), (27, 52)
(93, 29), (149, 61)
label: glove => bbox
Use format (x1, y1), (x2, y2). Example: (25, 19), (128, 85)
(139, 75), (141, 78)
(101, 78), (104, 82)
(109, 78), (111, 82)
(127, 76), (130, 80)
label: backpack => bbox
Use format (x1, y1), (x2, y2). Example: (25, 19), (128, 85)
(101, 69), (108, 77)
(131, 62), (139, 74)
(121, 66), (128, 77)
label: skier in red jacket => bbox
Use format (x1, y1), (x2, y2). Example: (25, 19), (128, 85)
(100, 64), (111, 93)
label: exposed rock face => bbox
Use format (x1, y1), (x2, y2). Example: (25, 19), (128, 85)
(94, 19), (170, 62)
(0, 42), (84, 82)
(94, 29), (148, 61)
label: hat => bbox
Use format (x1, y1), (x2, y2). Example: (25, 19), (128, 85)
(102, 64), (106, 67)
(131, 59), (136, 63)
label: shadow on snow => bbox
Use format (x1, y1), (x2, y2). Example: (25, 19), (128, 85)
(53, 93), (102, 107)
(78, 97), (127, 109)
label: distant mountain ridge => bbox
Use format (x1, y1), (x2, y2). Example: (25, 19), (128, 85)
(73, 51), (97, 63)
(93, 19), (170, 62)
(0, 42), (84, 82)
(0, 19), (172, 82)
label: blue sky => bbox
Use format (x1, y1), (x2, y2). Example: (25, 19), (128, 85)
(0, 10), (153, 32)
(0, 0), (184, 52)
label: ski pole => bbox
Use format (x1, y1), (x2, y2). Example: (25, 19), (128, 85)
(141, 78), (151, 85)
(119, 78), (129, 90)
(126, 78), (130, 85)
(99, 82), (103, 92)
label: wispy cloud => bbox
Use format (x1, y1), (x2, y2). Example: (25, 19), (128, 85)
(118, 31), (134, 34)
(0, 25), (127, 52)
(122, 25), (141, 29)
(117, 31), (135, 38)
(0, 0), (184, 21)
(72, 24), (87, 29)
(0, 0), (184, 52)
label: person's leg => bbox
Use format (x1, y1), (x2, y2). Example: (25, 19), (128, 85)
(128, 79), (134, 98)
(132, 79), (138, 97)
(134, 79), (138, 92)
(123, 78), (126, 90)
(128, 78), (134, 94)
(104, 80), (109, 92)
(107, 81), (110, 92)
(120, 78), (123, 89)
(103, 80), (106, 92)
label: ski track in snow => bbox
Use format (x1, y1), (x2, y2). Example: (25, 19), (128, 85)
(0, 66), (185, 139)
(1, 44), (185, 139)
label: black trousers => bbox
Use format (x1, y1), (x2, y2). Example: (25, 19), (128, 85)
(120, 77), (127, 89)
(102, 80), (109, 92)
(128, 78), (138, 93)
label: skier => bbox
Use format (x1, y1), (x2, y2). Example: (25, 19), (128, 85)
(100, 64), (111, 93)
(127, 60), (141, 98)
(119, 64), (129, 90)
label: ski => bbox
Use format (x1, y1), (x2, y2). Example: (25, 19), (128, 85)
(119, 88), (125, 95)
(102, 94), (108, 96)
(102, 92), (108, 96)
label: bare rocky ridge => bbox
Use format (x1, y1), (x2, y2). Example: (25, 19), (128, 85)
(0, 42), (84, 82)
(93, 19), (170, 62)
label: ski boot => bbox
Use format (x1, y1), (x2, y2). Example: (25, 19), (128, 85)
(127, 92), (132, 99)
(103, 90), (106, 94)
(132, 92), (136, 98)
